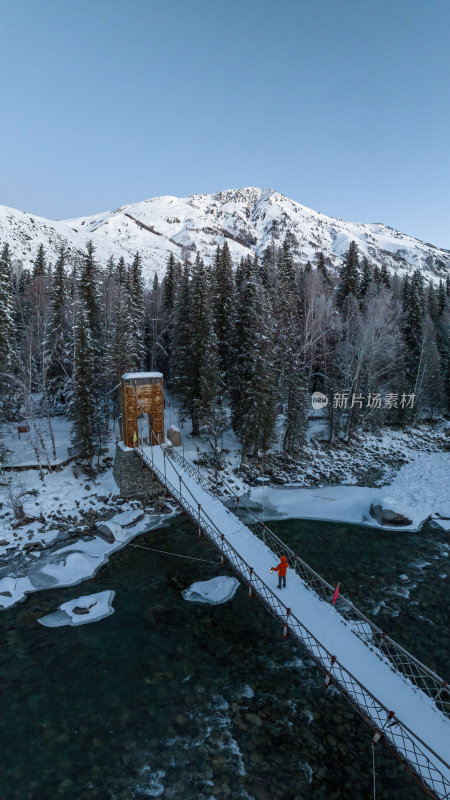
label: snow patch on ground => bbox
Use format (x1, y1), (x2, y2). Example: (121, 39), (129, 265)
(108, 508), (145, 527)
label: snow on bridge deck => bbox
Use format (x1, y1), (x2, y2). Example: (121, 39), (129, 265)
(140, 444), (450, 795)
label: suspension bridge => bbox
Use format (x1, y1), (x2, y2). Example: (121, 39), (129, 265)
(120, 373), (450, 799)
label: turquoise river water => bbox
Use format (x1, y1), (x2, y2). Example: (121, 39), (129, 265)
(0, 516), (448, 800)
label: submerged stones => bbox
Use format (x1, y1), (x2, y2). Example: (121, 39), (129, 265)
(144, 604), (171, 628)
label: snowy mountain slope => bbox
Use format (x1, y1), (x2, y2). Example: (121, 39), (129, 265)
(1, 188), (449, 283)
(66, 188), (450, 282)
(0, 204), (173, 278)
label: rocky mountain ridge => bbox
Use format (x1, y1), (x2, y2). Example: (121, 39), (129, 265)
(1, 187), (449, 283)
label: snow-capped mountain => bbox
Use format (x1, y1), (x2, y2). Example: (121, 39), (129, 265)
(1, 188), (449, 283)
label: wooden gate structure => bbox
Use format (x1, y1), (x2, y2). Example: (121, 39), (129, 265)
(120, 372), (164, 448)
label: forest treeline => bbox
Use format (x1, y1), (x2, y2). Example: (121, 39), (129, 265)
(0, 238), (449, 470)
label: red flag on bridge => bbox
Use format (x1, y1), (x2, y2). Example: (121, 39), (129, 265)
(332, 583), (340, 605)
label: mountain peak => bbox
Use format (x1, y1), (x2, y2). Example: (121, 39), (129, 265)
(1, 189), (448, 283)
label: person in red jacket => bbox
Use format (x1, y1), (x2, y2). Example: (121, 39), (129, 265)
(271, 555), (289, 589)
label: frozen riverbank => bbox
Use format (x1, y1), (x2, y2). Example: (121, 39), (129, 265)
(246, 452), (450, 532)
(0, 511), (177, 611)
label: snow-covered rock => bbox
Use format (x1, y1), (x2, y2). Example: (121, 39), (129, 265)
(96, 520), (122, 543)
(182, 576), (240, 605)
(38, 590), (115, 627)
(370, 495), (414, 526)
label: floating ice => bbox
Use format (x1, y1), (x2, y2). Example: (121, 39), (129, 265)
(39, 590), (115, 627)
(182, 576), (239, 605)
(0, 576), (34, 609)
(38, 551), (103, 586)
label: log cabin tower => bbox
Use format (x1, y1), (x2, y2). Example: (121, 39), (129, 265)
(120, 372), (164, 447)
(113, 372), (165, 498)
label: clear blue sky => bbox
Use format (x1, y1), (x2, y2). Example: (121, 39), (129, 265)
(1, 0), (449, 247)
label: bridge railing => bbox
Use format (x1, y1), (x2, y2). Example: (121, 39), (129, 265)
(138, 443), (450, 800)
(165, 440), (450, 719)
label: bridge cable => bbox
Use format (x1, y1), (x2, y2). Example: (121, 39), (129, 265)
(372, 742), (376, 800)
(128, 541), (220, 565)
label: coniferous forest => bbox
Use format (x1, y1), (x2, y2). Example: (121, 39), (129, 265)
(0, 237), (449, 472)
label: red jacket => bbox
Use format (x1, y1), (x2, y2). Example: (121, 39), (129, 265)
(273, 556), (289, 577)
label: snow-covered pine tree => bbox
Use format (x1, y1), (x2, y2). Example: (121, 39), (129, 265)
(68, 258), (78, 302)
(162, 252), (178, 313)
(337, 240), (360, 308)
(230, 264), (276, 454)
(32, 243), (47, 278)
(379, 263), (391, 289)
(400, 268), (426, 421)
(158, 253), (181, 377)
(317, 251), (331, 287)
(0, 243), (16, 373)
(106, 256), (115, 279)
(185, 255), (219, 435)
(0, 243), (19, 438)
(402, 275), (410, 310)
(79, 241), (102, 344)
(170, 264), (192, 404)
(272, 239), (308, 455)
(213, 240), (235, 385)
(234, 256), (247, 295)
(373, 265), (382, 285)
(275, 240), (297, 323)
(258, 242), (277, 298)
(106, 255), (138, 386)
(403, 269), (425, 361)
(47, 245), (71, 405)
(115, 256), (126, 287)
(427, 281), (439, 322)
(69, 306), (103, 471)
(52, 245), (66, 325)
(437, 280), (447, 316)
(435, 305), (450, 413)
(359, 256), (373, 298)
(129, 251), (145, 367)
(145, 272), (167, 372)
(283, 366), (308, 456)
(421, 315), (444, 418)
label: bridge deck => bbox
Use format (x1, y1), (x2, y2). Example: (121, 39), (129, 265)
(140, 444), (450, 795)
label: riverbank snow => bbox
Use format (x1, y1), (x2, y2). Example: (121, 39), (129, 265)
(246, 452), (450, 532)
(0, 511), (176, 610)
(39, 590), (115, 627)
